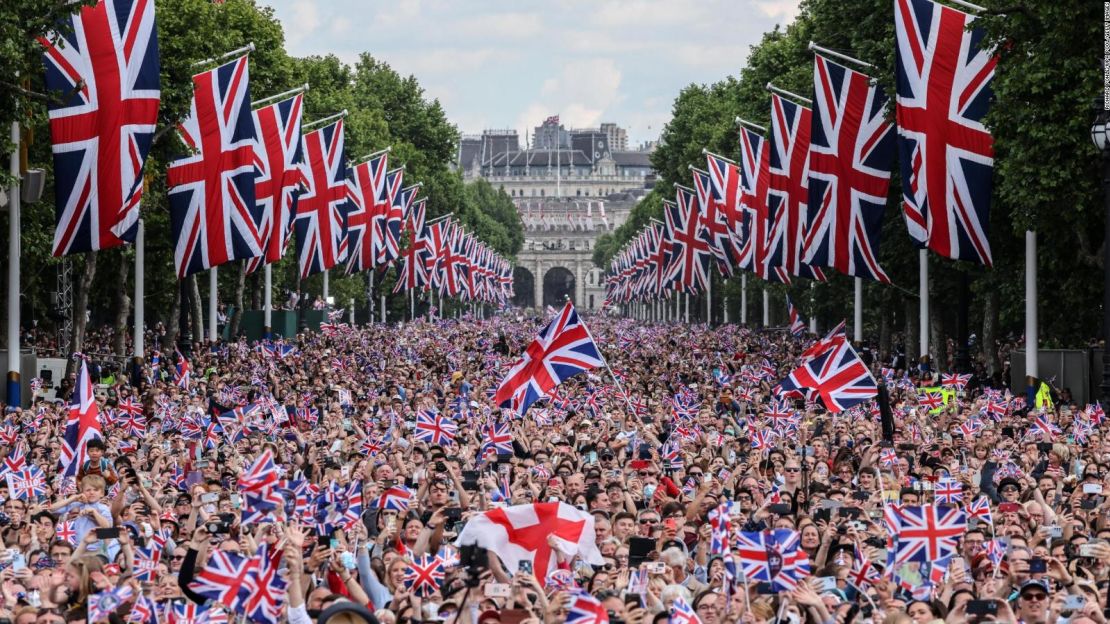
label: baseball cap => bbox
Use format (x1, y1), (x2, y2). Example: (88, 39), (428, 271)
(1019, 579), (1050, 595)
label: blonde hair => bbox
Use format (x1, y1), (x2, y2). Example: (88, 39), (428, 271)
(67, 555), (105, 608)
(80, 474), (106, 492)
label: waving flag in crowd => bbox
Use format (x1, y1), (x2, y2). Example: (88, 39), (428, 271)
(61, 360), (102, 477)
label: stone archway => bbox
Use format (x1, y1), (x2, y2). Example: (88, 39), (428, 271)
(511, 267), (535, 308)
(543, 266), (576, 308)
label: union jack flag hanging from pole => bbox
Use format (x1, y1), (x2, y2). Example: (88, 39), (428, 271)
(737, 128), (790, 284)
(167, 55), (261, 278)
(766, 94), (826, 282)
(691, 167), (738, 276)
(663, 188), (712, 294)
(706, 154), (754, 271)
(895, 0), (996, 265)
(803, 54), (894, 283)
(246, 94), (306, 273)
(344, 152), (388, 275)
(41, 0), (160, 257)
(376, 168), (405, 266)
(393, 198), (431, 292)
(295, 120), (350, 278)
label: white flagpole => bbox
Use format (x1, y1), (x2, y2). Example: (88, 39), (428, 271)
(854, 277), (863, 342)
(133, 219), (144, 380)
(684, 293), (690, 324)
(322, 270), (329, 302)
(381, 290), (386, 323)
(410, 290), (415, 321)
(349, 298), (355, 324)
(723, 295), (729, 324)
(706, 277), (712, 325)
(919, 249), (929, 360)
(762, 289), (769, 327)
(1026, 231), (1038, 377)
(208, 267), (218, 342)
(263, 264), (272, 337)
(7, 120), (19, 405)
(809, 282), (817, 334)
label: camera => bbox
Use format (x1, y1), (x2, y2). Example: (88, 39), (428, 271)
(205, 521), (231, 535)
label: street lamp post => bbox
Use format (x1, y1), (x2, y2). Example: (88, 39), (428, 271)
(1091, 106), (1110, 402)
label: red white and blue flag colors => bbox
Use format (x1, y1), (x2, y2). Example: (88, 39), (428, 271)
(775, 338), (877, 414)
(6, 466), (47, 501)
(493, 301), (604, 415)
(393, 198), (431, 292)
(766, 94), (825, 282)
(403, 555), (444, 598)
(247, 93), (306, 273)
(41, 0), (160, 257)
(61, 359), (103, 477)
(384, 183), (419, 267)
(167, 55), (261, 278)
(803, 54), (894, 283)
(295, 120), (350, 278)
(343, 151), (389, 275)
(414, 410), (457, 445)
(895, 0), (996, 265)
(786, 296), (807, 337)
(734, 529), (811, 591)
(888, 504), (966, 566)
(663, 188), (712, 294)
(566, 591), (609, 624)
(706, 153), (755, 271)
(669, 596), (701, 624)
(188, 550), (256, 612)
(690, 167), (738, 276)
(376, 167), (406, 266)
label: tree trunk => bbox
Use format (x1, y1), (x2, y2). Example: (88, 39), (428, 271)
(982, 287), (1000, 377)
(230, 262), (246, 338)
(250, 270), (262, 310)
(930, 298), (946, 374)
(163, 279), (181, 352)
(67, 251), (98, 375)
(905, 296), (919, 365)
(879, 297), (892, 361)
(111, 250), (131, 357)
(190, 274), (204, 343)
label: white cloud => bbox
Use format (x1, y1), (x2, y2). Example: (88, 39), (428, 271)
(283, 1), (321, 48)
(755, 0), (803, 21)
(453, 12), (542, 39)
(390, 48), (497, 76)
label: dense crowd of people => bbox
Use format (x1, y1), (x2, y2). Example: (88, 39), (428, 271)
(2, 311), (1105, 624)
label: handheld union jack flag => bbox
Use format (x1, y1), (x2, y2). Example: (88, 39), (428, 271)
(61, 360), (103, 477)
(167, 55), (261, 278)
(237, 449), (279, 494)
(774, 339), (876, 413)
(934, 478), (963, 505)
(941, 373), (972, 390)
(6, 466), (46, 500)
(967, 496), (993, 526)
(247, 93), (306, 273)
(174, 351), (190, 390)
(765, 93), (826, 282)
(56, 519), (78, 545)
(414, 411), (457, 445)
(669, 596), (701, 624)
(188, 550), (256, 611)
(803, 54), (894, 283)
(493, 301), (604, 415)
(734, 529), (810, 591)
(373, 485), (413, 512)
(479, 420), (514, 459)
(89, 585), (135, 623)
(565, 591), (609, 624)
(403, 555), (444, 598)
(133, 546), (161, 581)
(242, 542), (287, 624)
(295, 120), (350, 278)
(786, 295), (807, 337)
(41, 0), (160, 257)
(888, 504), (966, 566)
(895, 0), (996, 265)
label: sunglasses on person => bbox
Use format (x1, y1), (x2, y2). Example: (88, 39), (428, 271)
(639, 518), (660, 525)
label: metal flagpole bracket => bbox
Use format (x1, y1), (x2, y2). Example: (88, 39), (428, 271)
(808, 41), (875, 69)
(355, 147), (392, 162)
(673, 183), (696, 194)
(303, 109), (348, 131)
(702, 148), (739, 164)
(191, 42), (255, 68)
(735, 117), (768, 133)
(403, 183), (423, 191)
(766, 82), (813, 106)
(946, 0), (986, 12)
(387, 166), (405, 175)
(253, 83), (309, 108)
(426, 212), (454, 225)
(688, 164), (710, 175)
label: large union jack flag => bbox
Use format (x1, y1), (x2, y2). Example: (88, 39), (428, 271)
(295, 120), (350, 278)
(375, 168), (406, 266)
(493, 301), (604, 415)
(804, 54), (894, 283)
(663, 188), (712, 294)
(895, 0), (996, 265)
(737, 129), (790, 284)
(61, 359), (103, 477)
(766, 94), (825, 282)
(403, 555), (444, 598)
(247, 93), (306, 274)
(188, 550), (256, 611)
(383, 181), (418, 268)
(344, 151), (388, 274)
(706, 153), (754, 271)
(691, 167), (738, 276)
(167, 55), (260, 278)
(774, 339), (877, 413)
(41, 0), (160, 257)
(888, 504), (966, 565)
(393, 198), (431, 292)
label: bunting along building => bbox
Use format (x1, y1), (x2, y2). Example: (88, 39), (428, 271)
(456, 118), (655, 311)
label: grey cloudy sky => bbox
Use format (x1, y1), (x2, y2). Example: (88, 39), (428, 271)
(261, 0), (802, 146)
